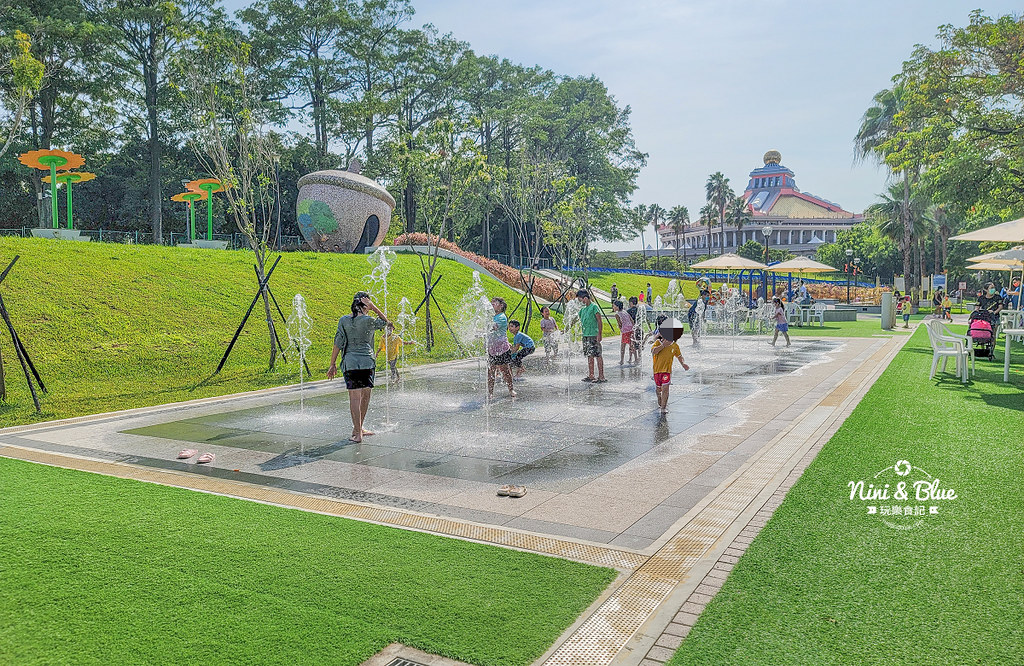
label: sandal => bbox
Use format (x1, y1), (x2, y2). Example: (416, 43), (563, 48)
(507, 485), (527, 498)
(581, 377), (594, 383)
(177, 449), (198, 459)
(196, 452), (215, 464)
(497, 484), (512, 497)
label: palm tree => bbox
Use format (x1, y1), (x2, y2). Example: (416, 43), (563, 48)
(668, 204), (689, 267)
(725, 195), (751, 248)
(647, 204), (666, 270)
(854, 85), (917, 293)
(634, 204), (648, 270)
(699, 203), (717, 255)
(867, 183), (932, 291)
(705, 172), (733, 253)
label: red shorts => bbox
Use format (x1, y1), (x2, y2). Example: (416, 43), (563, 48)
(654, 372), (672, 387)
(621, 331), (633, 345)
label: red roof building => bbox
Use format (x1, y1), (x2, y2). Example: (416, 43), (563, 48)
(660, 151), (862, 257)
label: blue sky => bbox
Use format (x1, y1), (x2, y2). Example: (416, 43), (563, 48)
(223, 1), (1019, 249)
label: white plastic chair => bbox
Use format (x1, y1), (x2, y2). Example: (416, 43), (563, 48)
(786, 302), (801, 327)
(925, 319), (970, 382)
(810, 302), (826, 327)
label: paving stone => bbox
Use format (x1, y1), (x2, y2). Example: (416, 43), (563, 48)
(640, 659), (665, 666)
(688, 592), (713, 605)
(663, 621), (691, 636)
(696, 582), (720, 595)
(646, 646), (678, 661)
(679, 601), (704, 615)
(655, 632), (684, 649)
(720, 554), (740, 564)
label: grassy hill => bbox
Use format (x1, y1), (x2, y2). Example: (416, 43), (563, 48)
(0, 238), (530, 426)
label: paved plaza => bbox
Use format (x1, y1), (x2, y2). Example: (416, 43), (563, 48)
(0, 334), (906, 664)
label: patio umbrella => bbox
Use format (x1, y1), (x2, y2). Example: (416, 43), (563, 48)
(966, 246), (1024, 266)
(966, 262), (1016, 272)
(689, 253), (768, 270)
(765, 257), (838, 273)
(951, 217), (1024, 242)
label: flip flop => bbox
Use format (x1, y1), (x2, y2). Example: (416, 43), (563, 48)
(581, 377), (594, 383)
(497, 484), (512, 497)
(177, 449), (198, 459)
(507, 485), (527, 498)
(196, 452), (215, 464)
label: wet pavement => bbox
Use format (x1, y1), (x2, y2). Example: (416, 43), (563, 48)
(4, 335), (883, 548)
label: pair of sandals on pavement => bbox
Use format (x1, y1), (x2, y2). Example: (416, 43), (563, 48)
(177, 449), (215, 464)
(581, 377), (607, 383)
(497, 484), (527, 498)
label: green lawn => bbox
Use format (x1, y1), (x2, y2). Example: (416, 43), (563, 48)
(0, 238), (529, 427)
(0, 457), (615, 665)
(669, 328), (1024, 665)
(785, 317), (915, 337)
(583, 272), (699, 303)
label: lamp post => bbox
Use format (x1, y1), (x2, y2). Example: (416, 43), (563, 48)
(762, 224), (773, 299)
(846, 248), (854, 303)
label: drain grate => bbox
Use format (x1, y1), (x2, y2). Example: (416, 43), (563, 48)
(386, 659), (428, 666)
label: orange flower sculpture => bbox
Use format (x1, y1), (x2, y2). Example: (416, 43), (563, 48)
(185, 179), (227, 240)
(172, 191), (207, 242)
(41, 171), (96, 185)
(19, 149), (87, 229)
(18, 148), (85, 171)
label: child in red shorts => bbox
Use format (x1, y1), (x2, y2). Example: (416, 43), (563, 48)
(651, 319), (689, 414)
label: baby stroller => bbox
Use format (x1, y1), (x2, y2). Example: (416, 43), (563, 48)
(967, 310), (999, 359)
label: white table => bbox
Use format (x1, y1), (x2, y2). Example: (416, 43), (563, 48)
(1004, 329), (1024, 382)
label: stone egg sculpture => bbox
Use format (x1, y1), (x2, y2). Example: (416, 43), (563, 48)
(296, 166), (396, 253)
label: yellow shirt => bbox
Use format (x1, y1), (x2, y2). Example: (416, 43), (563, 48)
(652, 340), (682, 374)
(379, 333), (404, 361)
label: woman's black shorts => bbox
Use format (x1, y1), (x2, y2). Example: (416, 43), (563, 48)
(343, 368), (375, 389)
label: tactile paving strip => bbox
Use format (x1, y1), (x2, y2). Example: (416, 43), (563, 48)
(0, 445), (648, 571)
(543, 337), (904, 665)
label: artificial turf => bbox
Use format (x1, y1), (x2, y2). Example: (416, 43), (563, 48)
(0, 456), (616, 665)
(668, 327), (1024, 664)
(0, 238), (530, 427)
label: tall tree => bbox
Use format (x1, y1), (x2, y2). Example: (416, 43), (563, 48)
(0, 30), (43, 159)
(867, 182), (933, 291)
(699, 202), (716, 255)
(854, 85), (916, 293)
(240, 0), (348, 159)
(646, 203), (665, 270)
(667, 204), (689, 266)
(87, 0), (205, 242)
(705, 172), (731, 253)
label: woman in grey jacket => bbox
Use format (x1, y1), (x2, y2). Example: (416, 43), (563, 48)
(327, 291), (389, 442)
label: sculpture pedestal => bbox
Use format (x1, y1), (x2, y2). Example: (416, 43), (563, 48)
(178, 240), (230, 250)
(31, 229), (90, 242)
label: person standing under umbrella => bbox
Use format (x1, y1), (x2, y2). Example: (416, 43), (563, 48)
(327, 292), (389, 443)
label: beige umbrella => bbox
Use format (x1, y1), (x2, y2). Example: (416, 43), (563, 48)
(766, 256), (838, 273)
(690, 253), (768, 270)
(966, 246), (1024, 266)
(966, 261), (1016, 272)
(951, 217), (1024, 242)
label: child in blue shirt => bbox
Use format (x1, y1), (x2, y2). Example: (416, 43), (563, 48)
(508, 319), (536, 378)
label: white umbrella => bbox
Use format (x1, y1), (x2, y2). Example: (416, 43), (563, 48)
(966, 246), (1024, 266)
(690, 253), (768, 270)
(766, 256), (839, 273)
(966, 261), (1016, 272)
(951, 218), (1024, 242)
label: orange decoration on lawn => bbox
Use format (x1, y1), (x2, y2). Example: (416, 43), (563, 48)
(18, 148), (85, 171)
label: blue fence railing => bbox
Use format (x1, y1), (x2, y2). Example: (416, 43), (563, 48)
(563, 266), (875, 289)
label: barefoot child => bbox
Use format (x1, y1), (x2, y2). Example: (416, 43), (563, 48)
(508, 319), (535, 378)
(540, 306), (559, 360)
(378, 322), (409, 381)
(770, 296), (791, 346)
(898, 295), (912, 328)
(612, 299), (634, 365)
(651, 316), (689, 414)
(577, 289), (606, 383)
(487, 297), (516, 398)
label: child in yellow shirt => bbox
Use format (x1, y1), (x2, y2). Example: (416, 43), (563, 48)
(651, 316), (690, 414)
(378, 323), (409, 381)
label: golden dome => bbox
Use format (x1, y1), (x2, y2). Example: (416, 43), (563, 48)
(763, 150), (782, 165)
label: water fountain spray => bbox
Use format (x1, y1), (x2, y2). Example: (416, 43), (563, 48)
(285, 293), (313, 414)
(562, 297), (583, 407)
(453, 271), (498, 432)
(365, 246), (397, 427)
(395, 296), (418, 379)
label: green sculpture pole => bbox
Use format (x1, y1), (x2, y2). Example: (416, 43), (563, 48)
(65, 177), (73, 229)
(183, 192), (203, 241)
(200, 183), (217, 240)
(49, 161), (59, 228)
